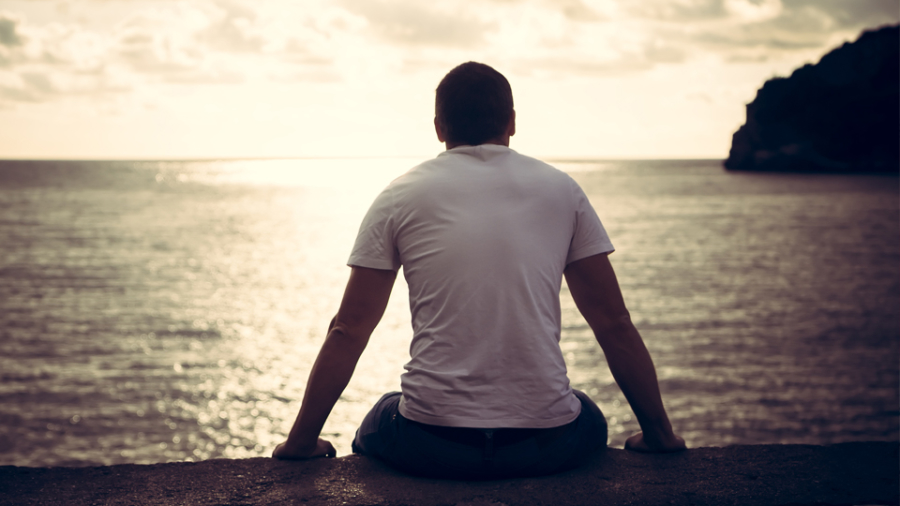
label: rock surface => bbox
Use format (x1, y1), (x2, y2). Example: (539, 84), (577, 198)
(724, 24), (899, 173)
(1, 442), (898, 506)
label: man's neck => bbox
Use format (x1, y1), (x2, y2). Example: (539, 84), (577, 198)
(445, 136), (510, 150)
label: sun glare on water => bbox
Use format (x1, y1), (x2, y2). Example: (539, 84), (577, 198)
(156, 157), (422, 191)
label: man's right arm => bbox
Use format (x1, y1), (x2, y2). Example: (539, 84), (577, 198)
(272, 266), (397, 460)
(564, 253), (685, 452)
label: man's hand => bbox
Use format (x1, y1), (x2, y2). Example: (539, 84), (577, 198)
(272, 438), (336, 460)
(273, 267), (395, 464)
(624, 431), (686, 453)
(565, 254), (685, 455)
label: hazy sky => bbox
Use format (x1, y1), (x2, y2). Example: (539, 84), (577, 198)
(0, 0), (896, 159)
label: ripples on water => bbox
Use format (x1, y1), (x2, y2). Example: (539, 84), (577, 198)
(0, 158), (897, 467)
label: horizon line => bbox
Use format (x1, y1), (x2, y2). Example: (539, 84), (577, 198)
(0, 155), (727, 163)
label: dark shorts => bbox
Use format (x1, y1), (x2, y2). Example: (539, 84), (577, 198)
(351, 390), (607, 480)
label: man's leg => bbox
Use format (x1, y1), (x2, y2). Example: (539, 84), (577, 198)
(492, 389), (607, 477)
(554, 389), (608, 469)
(351, 391), (402, 457)
(353, 390), (607, 479)
(353, 392), (488, 478)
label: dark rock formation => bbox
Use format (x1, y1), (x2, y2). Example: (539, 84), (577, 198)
(725, 25), (899, 173)
(1, 442), (898, 506)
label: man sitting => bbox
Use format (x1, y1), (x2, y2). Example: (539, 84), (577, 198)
(273, 61), (685, 479)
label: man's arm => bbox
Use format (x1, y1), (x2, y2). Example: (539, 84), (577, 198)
(272, 266), (397, 459)
(564, 253), (685, 453)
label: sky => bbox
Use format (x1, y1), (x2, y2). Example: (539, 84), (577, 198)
(0, 0), (896, 160)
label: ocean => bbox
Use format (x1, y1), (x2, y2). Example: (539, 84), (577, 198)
(0, 157), (897, 467)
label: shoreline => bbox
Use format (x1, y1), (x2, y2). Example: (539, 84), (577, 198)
(2, 442), (897, 506)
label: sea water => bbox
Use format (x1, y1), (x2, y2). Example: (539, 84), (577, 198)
(0, 158), (897, 467)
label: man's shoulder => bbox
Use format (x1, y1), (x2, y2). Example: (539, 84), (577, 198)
(440, 145), (570, 175)
(389, 146), (575, 191)
(504, 150), (579, 189)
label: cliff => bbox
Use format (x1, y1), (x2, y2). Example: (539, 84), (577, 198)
(1, 442), (897, 506)
(724, 24), (899, 173)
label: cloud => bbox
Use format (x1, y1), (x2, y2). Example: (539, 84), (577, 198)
(116, 30), (199, 73)
(21, 72), (53, 94)
(0, 1), (353, 104)
(487, 0), (610, 21)
(464, 0), (896, 79)
(725, 0), (784, 22)
(338, 0), (495, 47)
(509, 56), (652, 77)
(694, 25), (827, 51)
(200, 0), (266, 53)
(783, 0), (899, 30)
(736, 0), (896, 40)
(618, 0), (898, 65)
(0, 13), (24, 68)
(468, 1), (691, 78)
(0, 14), (23, 47)
(111, 3), (254, 84)
(624, 0), (897, 27)
(0, 12), (127, 102)
(541, 0), (607, 22)
(0, 2), (265, 103)
(0, 65), (131, 103)
(0, 73), (43, 102)
(625, 0), (729, 21)
(507, 35), (686, 78)
(0, 0), (896, 106)
(109, 1), (348, 85)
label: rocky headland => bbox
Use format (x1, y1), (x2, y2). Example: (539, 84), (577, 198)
(1, 442), (898, 506)
(725, 24), (899, 173)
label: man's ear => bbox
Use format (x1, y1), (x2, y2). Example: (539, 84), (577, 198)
(507, 110), (516, 137)
(434, 117), (446, 143)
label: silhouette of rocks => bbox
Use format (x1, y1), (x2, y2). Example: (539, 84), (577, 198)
(725, 25), (899, 173)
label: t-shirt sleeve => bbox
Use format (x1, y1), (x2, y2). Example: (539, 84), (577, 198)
(347, 186), (402, 271)
(566, 178), (615, 265)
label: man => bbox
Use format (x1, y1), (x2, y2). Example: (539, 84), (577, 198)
(273, 62), (685, 479)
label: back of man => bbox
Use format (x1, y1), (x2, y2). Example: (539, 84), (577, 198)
(350, 144), (613, 429)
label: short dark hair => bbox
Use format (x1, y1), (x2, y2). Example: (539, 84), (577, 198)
(435, 62), (514, 146)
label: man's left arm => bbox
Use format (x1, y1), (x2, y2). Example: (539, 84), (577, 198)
(272, 266), (397, 459)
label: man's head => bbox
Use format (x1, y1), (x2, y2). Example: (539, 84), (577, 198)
(435, 62), (514, 147)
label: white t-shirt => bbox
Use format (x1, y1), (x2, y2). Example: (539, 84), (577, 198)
(348, 144), (614, 428)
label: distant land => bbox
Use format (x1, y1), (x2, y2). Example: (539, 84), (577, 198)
(725, 24), (899, 174)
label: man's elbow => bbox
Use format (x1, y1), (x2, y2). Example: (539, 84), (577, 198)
(326, 320), (371, 350)
(589, 310), (638, 347)
(589, 309), (633, 334)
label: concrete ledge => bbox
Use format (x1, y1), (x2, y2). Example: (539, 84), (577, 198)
(1, 442), (897, 506)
